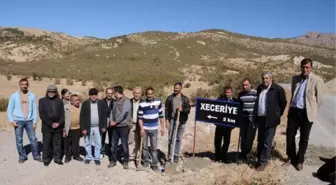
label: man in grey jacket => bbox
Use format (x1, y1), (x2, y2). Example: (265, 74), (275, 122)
(108, 86), (132, 169)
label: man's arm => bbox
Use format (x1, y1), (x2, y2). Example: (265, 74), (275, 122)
(32, 96), (37, 124)
(182, 96), (191, 114)
(164, 96), (169, 122)
(279, 87), (287, 116)
(316, 78), (324, 108)
(7, 94), (15, 123)
(158, 101), (165, 129)
(115, 99), (131, 125)
(38, 99), (53, 127)
(58, 100), (65, 126)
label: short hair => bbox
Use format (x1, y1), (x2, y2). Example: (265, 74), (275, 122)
(133, 86), (142, 93)
(301, 58), (313, 67)
(19, 78), (29, 84)
(61, 88), (69, 96)
(145, 87), (154, 94)
(88, 88), (99, 95)
(242, 78), (250, 82)
(105, 87), (114, 93)
(262, 71), (273, 78)
(223, 86), (232, 92)
(174, 82), (183, 87)
(70, 94), (78, 100)
(113, 86), (123, 94)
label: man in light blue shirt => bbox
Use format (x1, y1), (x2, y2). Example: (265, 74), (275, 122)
(7, 78), (42, 163)
(291, 77), (308, 109)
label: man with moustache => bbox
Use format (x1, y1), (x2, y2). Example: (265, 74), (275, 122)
(101, 87), (115, 159)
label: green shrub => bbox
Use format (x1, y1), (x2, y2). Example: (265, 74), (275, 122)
(32, 72), (38, 81)
(184, 82), (191, 88)
(6, 75), (12, 81)
(0, 98), (9, 112)
(54, 78), (61, 85)
(66, 78), (74, 85)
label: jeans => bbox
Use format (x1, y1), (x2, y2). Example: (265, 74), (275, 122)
(240, 117), (257, 158)
(142, 129), (158, 167)
(257, 116), (277, 165)
(110, 126), (129, 163)
(286, 108), (313, 164)
(64, 129), (81, 159)
(14, 121), (40, 160)
(214, 125), (233, 162)
(168, 119), (186, 160)
(84, 126), (101, 161)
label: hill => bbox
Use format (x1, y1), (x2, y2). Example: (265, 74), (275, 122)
(0, 27), (335, 99)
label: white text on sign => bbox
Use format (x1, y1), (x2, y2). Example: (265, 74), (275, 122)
(200, 103), (238, 115)
(223, 117), (236, 123)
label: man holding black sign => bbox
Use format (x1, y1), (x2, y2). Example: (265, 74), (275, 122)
(214, 86), (238, 163)
(253, 72), (287, 171)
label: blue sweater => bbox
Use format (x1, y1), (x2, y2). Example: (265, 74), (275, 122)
(7, 91), (37, 124)
(138, 98), (164, 130)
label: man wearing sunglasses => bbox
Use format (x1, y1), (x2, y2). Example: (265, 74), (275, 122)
(39, 85), (65, 166)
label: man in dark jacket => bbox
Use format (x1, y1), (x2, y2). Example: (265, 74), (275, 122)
(253, 72), (287, 171)
(101, 87), (114, 158)
(108, 86), (132, 169)
(214, 86), (238, 163)
(80, 88), (107, 165)
(165, 82), (190, 163)
(39, 85), (65, 166)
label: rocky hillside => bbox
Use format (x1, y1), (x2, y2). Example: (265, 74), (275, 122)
(0, 27), (334, 96)
(0, 27), (101, 62)
(293, 32), (335, 48)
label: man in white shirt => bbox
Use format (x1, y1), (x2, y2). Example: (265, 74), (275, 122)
(253, 72), (287, 171)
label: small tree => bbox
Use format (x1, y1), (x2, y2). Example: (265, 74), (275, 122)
(32, 72), (38, 81)
(6, 75), (12, 81)
(0, 98), (9, 112)
(66, 78), (74, 86)
(184, 82), (191, 88)
(54, 78), (61, 85)
(81, 80), (87, 86)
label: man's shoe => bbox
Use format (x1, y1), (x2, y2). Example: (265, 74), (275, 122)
(282, 159), (292, 166)
(256, 164), (266, 171)
(44, 162), (50, 167)
(34, 157), (43, 162)
(123, 162), (129, 169)
(84, 160), (90, 164)
(151, 165), (161, 173)
(64, 158), (71, 163)
(54, 161), (64, 165)
(295, 163), (303, 171)
(73, 156), (84, 162)
(94, 160), (101, 166)
(107, 161), (117, 168)
(173, 156), (179, 163)
(18, 158), (27, 164)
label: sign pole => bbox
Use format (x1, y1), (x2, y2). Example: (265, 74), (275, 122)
(236, 128), (241, 164)
(192, 120), (196, 159)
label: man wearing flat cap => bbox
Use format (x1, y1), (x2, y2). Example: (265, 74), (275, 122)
(39, 85), (65, 166)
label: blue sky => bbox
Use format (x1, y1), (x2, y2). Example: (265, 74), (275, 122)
(1, 0), (335, 39)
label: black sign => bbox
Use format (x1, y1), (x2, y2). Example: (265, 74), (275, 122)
(195, 97), (241, 127)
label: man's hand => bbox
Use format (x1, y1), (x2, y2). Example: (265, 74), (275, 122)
(63, 130), (67, 138)
(140, 128), (145, 137)
(178, 105), (183, 112)
(52, 123), (60, 128)
(110, 121), (116, 127)
(102, 128), (106, 133)
(160, 127), (165, 136)
(33, 124), (37, 130)
(82, 130), (87, 135)
(11, 121), (18, 128)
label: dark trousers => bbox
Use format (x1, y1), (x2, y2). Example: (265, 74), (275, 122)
(286, 108), (313, 164)
(43, 131), (62, 163)
(64, 129), (81, 159)
(240, 117), (257, 158)
(101, 127), (114, 158)
(257, 116), (276, 165)
(110, 126), (129, 163)
(214, 125), (233, 162)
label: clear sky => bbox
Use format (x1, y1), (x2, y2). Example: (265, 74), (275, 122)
(1, 0), (335, 39)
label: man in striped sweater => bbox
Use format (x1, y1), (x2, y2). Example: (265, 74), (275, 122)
(138, 87), (165, 172)
(238, 79), (258, 161)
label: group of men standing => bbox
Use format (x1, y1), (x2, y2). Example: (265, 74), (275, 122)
(7, 58), (323, 173)
(213, 58), (324, 172)
(7, 80), (190, 172)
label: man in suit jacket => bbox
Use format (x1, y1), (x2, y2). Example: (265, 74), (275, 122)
(80, 88), (107, 165)
(253, 72), (287, 171)
(284, 58), (324, 171)
(101, 87), (114, 159)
